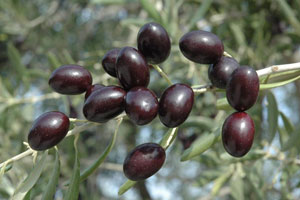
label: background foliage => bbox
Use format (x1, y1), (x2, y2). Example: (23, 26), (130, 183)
(0, 0), (300, 199)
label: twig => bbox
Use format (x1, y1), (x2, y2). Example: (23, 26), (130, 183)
(256, 62), (300, 77)
(152, 64), (173, 85)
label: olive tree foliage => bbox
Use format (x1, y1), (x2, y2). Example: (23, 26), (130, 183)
(0, 0), (300, 199)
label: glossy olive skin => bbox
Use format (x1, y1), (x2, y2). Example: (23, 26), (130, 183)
(116, 47), (150, 90)
(222, 112), (255, 157)
(179, 30), (224, 64)
(102, 48), (120, 77)
(208, 56), (240, 89)
(125, 87), (158, 125)
(49, 65), (92, 95)
(137, 22), (171, 64)
(159, 83), (194, 128)
(226, 66), (259, 111)
(123, 143), (165, 181)
(83, 86), (126, 123)
(84, 84), (105, 101)
(28, 111), (70, 151)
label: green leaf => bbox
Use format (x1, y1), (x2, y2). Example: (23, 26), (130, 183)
(216, 97), (232, 111)
(180, 127), (221, 161)
(275, 0), (300, 32)
(266, 92), (278, 142)
(140, 0), (161, 23)
(79, 118), (123, 182)
(118, 127), (178, 195)
(211, 170), (232, 196)
(91, 0), (136, 4)
(279, 111), (295, 133)
(47, 52), (61, 70)
(260, 75), (300, 90)
(230, 174), (244, 200)
(281, 125), (300, 151)
(12, 151), (48, 200)
(64, 135), (80, 200)
(42, 148), (60, 200)
(188, 0), (213, 30)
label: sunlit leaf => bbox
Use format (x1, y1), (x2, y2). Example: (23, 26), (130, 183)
(12, 151), (48, 200)
(42, 148), (60, 200)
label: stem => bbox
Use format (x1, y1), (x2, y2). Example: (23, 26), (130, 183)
(223, 51), (232, 57)
(152, 65), (172, 85)
(0, 149), (33, 168)
(256, 62), (300, 77)
(192, 84), (214, 94)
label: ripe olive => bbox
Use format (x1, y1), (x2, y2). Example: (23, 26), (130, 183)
(222, 112), (255, 157)
(116, 47), (150, 90)
(28, 111), (70, 151)
(208, 56), (240, 89)
(226, 66), (259, 111)
(125, 87), (158, 125)
(84, 84), (105, 101)
(83, 86), (126, 123)
(49, 65), (92, 95)
(137, 22), (171, 64)
(179, 30), (224, 64)
(123, 143), (165, 181)
(102, 48), (120, 77)
(159, 83), (194, 127)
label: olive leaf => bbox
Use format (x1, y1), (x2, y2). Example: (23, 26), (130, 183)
(64, 134), (80, 200)
(266, 92), (278, 142)
(180, 127), (221, 161)
(11, 151), (48, 200)
(42, 148), (60, 200)
(79, 118), (123, 182)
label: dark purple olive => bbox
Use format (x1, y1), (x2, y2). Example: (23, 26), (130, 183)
(102, 49), (120, 77)
(123, 143), (165, 181)
(116, 47), (150, 90)
(226, 66), (259, 111)
(125, 87), (158, 125)
(84, 84), (105, 101)
(28, 111), (70, 151)
(137, 22), (171, 64)
(83, 86), (126, 123)
(49, 65), (92, 95)
(222, 112), (255, 157)
(208, 56), (240, 89)
(159, 83), (194, 128)
(179, 30), (224, 64)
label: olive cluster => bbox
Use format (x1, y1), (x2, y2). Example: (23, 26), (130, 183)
(27, 22), (259, 182)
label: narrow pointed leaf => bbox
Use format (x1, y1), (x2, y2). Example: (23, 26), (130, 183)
(266, 92), (278, 142)
(211, 170), (232, 196)
(64, 135), (80, 200)
(181, 127), (221, 161)
(230, 175), (244, 200)
(140, 0), (161, 23)
(12, 151), (48, 200)
(79, 118), (123, 182)
(42, 148), (60, 200)
(279, 111), (295, 133)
